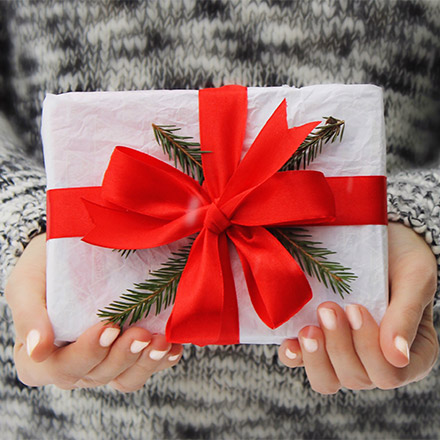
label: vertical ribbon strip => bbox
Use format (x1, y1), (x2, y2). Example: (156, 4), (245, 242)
(46, 85), (388, 346)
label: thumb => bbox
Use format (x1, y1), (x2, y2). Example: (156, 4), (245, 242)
(380, 226), (437, 368)
(5, 233), (56, 362)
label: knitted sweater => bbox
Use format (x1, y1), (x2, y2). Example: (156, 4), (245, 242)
(0, 1), (439, 439)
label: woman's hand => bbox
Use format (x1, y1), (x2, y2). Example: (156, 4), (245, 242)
(5, 233), (183, 392)
(278, 222), (439, 394)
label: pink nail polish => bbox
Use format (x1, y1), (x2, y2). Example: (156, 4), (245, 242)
(149, 349), (167, 361)
(285, 348), (297, 359)
(26, 329), (41, 357)
(318, 308), (337, 330)
(302, 337), (318, 353)
(394, 336), (410, 361)
(346, 304), (362, 330)
(99, 328), (119, 347)
(130, 340), (150, 354)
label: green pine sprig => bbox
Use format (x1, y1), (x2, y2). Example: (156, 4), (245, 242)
(101, 115), (353, 328)
(98, 240), (193, 328)
(113, 249), (136, 258)
(271, 227), (357, 298)
(281, 116), (345, 171)
(152, 124), (208, 184)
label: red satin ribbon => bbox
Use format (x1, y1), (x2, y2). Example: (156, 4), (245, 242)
(46, 85), (388, 346)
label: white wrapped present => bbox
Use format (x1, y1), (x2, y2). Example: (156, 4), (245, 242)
(42, 84), (388, 345)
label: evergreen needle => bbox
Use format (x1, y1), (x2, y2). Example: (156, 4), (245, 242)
(112, 249), (136, 258)
(98, 240), (193, 328)
(281, 116), (345, 171)
(271, 227), (357, 298)
(105, 115), (355, 330)
(152, 124), (208, 184)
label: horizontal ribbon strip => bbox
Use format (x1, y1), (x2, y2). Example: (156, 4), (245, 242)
(46, 85), (388, 345)
(46, 176), (387, 240)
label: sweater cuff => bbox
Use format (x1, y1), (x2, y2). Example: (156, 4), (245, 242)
(0, 114), (46, 293)
(387, 169), (440, 313)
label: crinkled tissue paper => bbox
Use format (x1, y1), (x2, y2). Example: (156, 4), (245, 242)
(41, 84), (388, 346)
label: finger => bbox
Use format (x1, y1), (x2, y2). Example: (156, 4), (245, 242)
(278, 339), (304, 368)
(109, 334), (172, 392)
(346, 304), (410, 389)
(155, 343), (184, 373)
(381, 225), (437, 368)
(4, 233), (55, 362)
(298, 326), (341, 395)
(399, 300), (439, 382)
(77, 327), (153, 387)
(317, 302), (374, 390)
(14, 322), (120, 387)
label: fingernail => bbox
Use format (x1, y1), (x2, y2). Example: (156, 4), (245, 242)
(318, 307), (337, 330)
(168, 354), (181, 362)
(130, 340), (150, 354)
(285, 348), (297, 360)
(302, 337), (318, 353)
(149, 349), (168, 361)
(394, 336), (410, 361)
(26, 329), (41, 357)
(99, 328), (119, 347)
(346, 304), (363, 330)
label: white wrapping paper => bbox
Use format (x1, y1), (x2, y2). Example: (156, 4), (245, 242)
(42, 84), (388, 345)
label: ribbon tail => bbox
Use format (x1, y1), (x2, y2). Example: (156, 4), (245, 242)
(219, 100), (320, 209)
(166, 228), (239, 346)
(228, 225), (312, 328)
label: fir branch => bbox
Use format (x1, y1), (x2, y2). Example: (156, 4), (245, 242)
(281, 116), (345, 171)
(99, 239), (194, 328)
(105, 115), (351, 329)
(152, 124), (207, 184)
(113, 249), (136, 258)
(271, 227), (357, 298)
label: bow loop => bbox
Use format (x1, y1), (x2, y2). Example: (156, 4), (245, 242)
(77, 85), (384, 346)
(44, 85), (389, 346)
(81, 85), (322, 345)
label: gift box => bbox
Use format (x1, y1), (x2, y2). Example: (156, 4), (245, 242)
(42, 84), (388, 346)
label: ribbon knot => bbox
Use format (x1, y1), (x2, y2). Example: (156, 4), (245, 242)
(70, 84), (388, 346)
(204, 202), (231, 234)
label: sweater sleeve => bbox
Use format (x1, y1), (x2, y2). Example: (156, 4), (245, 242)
(1, 107), (440, 314)
(0, 113), (46, 293)
(387, 168), (440, 313)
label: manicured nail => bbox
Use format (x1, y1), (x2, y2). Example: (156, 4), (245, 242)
(99, 328), (119, 347)
(302, 337), (318, 353)
(130, 340), (150, 354)
(394, 336), (410, 361)
(346, 304), (363, 330)
(149, 349), (168, 361)
(318, 308), (337, 330)
(168, 354), (181, 362)
(26, 329), (41, 357)
(285, 348), (297, 360)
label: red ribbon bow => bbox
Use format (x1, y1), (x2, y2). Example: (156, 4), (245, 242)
(46, 85), (388, 346)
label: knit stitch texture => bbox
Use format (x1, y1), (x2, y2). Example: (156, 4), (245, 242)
(0, 1), (439, 439)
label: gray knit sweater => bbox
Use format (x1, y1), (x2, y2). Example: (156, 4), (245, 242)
(1, 1), (439, 439)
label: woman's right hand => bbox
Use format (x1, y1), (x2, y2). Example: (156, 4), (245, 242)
(4, 233), (183, 392)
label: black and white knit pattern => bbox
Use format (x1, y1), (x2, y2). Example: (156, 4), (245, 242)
(3, 0), (440, 169)
(387, 169), (440, 303)
(0, 1), (440, 439)
(0, 114), (46, 290)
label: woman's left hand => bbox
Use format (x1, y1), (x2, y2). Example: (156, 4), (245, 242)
(278, 222), (439, 394)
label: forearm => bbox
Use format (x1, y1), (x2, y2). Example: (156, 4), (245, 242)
(0, 113), (46, 293)
(387, 168), (440, 311)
